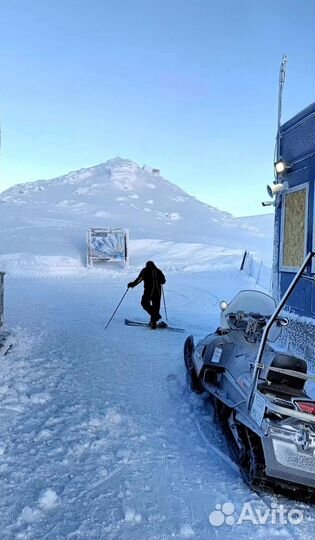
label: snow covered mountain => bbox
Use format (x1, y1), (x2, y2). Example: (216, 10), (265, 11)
(235, 213), (274, 231)
(0, 158), (273, 274)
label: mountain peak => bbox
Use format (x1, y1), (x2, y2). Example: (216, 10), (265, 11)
(0, 158), (273, 274)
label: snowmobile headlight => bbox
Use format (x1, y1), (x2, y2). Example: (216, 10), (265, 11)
(220, 301), (228, 311)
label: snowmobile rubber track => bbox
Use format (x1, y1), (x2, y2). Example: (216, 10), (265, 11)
(220, 410), (315, 501)
(124, 319), (185, 333)
(245, 428), (315, 501)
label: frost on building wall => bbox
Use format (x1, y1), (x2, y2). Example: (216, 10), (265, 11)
(87, 228), (129, 267)
(279, 314), (315, 373)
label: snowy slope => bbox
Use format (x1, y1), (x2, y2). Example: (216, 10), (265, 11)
(236, 213), (274, 234)
(0, 158), (273, 274)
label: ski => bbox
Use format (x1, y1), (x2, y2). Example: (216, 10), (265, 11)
(124, 319), (185, 333)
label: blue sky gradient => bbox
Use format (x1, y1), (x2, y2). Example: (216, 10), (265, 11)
(0, 0), (314, 215)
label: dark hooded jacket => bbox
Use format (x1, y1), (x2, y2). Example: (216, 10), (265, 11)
(128, 261), (165, 296)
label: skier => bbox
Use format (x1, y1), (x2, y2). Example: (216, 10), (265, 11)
(128, 261), (166, 329)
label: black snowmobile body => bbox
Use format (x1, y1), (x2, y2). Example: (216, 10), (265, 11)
(184, 289), (315, 500)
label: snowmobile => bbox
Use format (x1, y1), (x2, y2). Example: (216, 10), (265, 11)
(184, 254), (315, 500)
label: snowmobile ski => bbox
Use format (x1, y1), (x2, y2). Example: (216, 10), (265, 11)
(124, 319), (185, 333)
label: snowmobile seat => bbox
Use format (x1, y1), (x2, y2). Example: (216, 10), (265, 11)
(257, 381), (307, 399)
(266, 353), (307, 390)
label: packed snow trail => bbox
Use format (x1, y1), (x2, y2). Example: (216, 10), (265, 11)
(0, 270), (314, 539)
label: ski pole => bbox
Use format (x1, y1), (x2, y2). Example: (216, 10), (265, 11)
(105, 288), (129, 330)
(162, 285), (168, 322)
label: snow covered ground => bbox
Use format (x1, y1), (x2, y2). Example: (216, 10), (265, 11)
(1, 271), (314, 540)
(0, 159), (313, 539)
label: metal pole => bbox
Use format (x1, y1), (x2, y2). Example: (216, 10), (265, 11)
(0, 272), (5, 329)
(247, 251), (315, 412)
(255, 261), (263, 287)
(162, 286), (168, 322)
(240, 250), (247, 271)
(105, 289), (129, 330)
(277, 54), (288, 162)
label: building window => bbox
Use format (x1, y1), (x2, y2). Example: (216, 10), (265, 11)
(280, 184), (308, 271)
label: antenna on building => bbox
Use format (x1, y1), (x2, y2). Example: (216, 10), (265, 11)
(276, 54), (288, 161)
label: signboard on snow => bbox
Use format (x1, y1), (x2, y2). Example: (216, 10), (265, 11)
(87, 228), (129, 267)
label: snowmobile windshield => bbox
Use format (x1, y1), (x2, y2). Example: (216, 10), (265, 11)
(223, 290), (276, 318)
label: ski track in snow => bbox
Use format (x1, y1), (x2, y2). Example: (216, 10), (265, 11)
(0, 271), (314, 540)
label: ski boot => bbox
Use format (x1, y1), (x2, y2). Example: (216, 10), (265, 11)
(158, 321), (168, 329)
(149, 318), (157, 330)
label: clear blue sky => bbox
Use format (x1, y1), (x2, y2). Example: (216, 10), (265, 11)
(0, 0), (314, 216)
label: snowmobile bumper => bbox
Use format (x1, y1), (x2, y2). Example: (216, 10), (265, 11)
(262, 424), (315, 489)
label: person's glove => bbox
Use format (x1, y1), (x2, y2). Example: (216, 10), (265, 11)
(127, 282), (133, 288)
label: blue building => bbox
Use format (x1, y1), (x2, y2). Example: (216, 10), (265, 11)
(272, 102), (315, 366)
